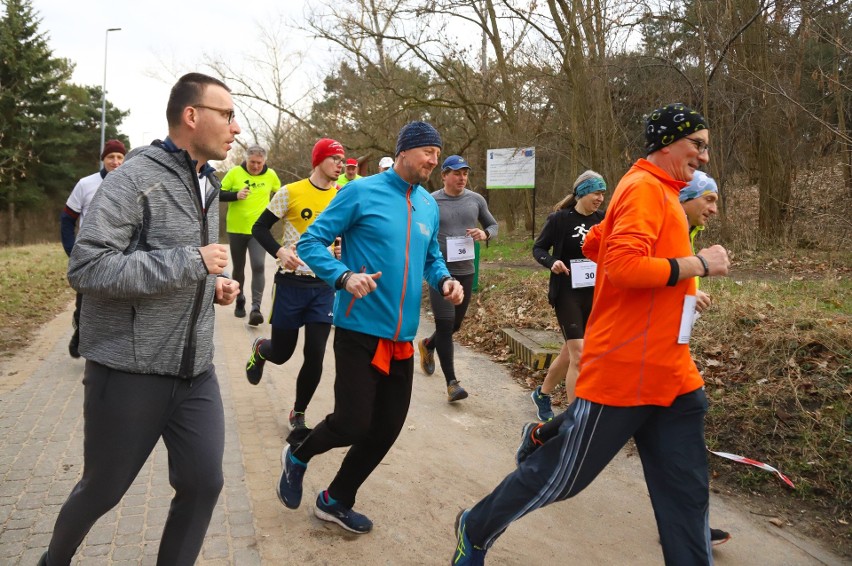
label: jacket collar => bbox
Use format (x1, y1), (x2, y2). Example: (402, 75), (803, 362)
(160, 137), (216, 179)
(634, 158), (688, 193)
(384, 165), (420, 193)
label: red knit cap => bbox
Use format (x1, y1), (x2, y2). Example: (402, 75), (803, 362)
(101, 139), (127, 159)
(312, 138), (345, 167)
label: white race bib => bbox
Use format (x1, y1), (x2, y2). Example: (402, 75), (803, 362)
(570, 259), (597, 288)
(446, 236), (475, 262)
(678, 295), (697, 344)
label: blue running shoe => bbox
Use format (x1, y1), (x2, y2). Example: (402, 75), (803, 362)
(314, 491), (373, 534)
(530, 385), (554, 421)
(276, 446), (306, 509)
(515, 422), (544, 466)
(452, 509), (487, 565)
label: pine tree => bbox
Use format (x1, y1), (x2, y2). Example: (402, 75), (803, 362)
(0, 0), (75, 243)
(60, 83), (130, 183)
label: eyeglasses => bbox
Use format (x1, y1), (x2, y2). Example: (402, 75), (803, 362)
(684, 137), (710, 155)
(327, 156), (346, 164)
(194, 104), (236, 124)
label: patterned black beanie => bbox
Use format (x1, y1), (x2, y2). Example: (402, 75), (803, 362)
(644, 103), (708, 155)
(395, 121), (443, 156)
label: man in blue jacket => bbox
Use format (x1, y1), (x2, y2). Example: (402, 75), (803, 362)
(276, 121), (464, 534)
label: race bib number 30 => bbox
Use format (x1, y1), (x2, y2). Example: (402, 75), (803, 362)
(570, 259), (596, 288)
(446, 236), (475, 262)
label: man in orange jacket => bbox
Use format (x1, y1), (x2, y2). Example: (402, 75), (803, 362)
(452, 103), (730, 566)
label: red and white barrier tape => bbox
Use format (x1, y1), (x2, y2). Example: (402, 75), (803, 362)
(709, 450), (795, 489)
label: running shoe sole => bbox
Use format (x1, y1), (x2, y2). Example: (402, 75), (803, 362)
(711, 528), (731, 546)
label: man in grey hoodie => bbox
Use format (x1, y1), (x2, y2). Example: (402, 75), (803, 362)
(40, 73), (241, 566)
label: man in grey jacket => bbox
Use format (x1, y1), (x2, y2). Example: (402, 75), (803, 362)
(40, 73), (241, 566)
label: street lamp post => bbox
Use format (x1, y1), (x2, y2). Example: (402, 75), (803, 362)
(100, 27), (122, 161)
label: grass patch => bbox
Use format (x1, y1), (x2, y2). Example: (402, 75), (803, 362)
(479, 237), (536, 265)
(695, 277), (851, 541)
(0, 244), (74, 358)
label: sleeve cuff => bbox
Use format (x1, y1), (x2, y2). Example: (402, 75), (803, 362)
(665, 258), (679, 286)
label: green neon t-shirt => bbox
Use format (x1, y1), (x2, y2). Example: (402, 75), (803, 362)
(221, 165), (282, 234)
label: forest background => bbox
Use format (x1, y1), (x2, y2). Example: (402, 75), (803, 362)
(1, 0), (849, 553)
(1, 0), (850, 248)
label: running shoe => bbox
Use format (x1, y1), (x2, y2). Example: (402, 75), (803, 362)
(276, 445), (306, 509)
(452, 508), (487, 565)
(711, 527), (731, 546)
(530, 385), (554, 421)
(235, 295), (246, 318)
(515, 422), (544, 466)
(447, 380), (469, 402)
(418, 337), (435, 375)
(289, 410), (308, 432)
(314, 491), (373, 534)
(245, 338), (266, 385)
(248, 308), (264, 326)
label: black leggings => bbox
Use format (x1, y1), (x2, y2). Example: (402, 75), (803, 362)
(292, 328), (414, 508)
(259, 323), (331, 413)
(426, 273), (474, 384)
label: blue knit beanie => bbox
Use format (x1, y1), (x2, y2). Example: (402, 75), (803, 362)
(395, 121), (443, 156)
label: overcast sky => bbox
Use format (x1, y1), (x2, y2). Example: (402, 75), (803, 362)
(33, 0), (317, 153)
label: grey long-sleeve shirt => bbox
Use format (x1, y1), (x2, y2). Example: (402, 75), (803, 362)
(431, 188), (498, 276)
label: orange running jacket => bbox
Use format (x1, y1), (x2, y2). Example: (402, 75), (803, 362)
(577, 159), (704, 407)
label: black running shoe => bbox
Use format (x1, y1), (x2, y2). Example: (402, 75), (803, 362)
(246, 338), (266, 385)
(711, 527), (731, 545)
(235, 295), (246, 318)
(248, 308), (263, 326)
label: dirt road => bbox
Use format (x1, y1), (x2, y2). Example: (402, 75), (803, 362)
(0, 251), (844, 565)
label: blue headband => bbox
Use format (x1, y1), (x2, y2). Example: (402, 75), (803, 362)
(574, 177), (606, 197)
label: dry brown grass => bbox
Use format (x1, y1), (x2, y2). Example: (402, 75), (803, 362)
(0, 244), (74, 359)
(455, 262), (851, 555)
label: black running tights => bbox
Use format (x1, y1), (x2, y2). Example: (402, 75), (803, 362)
(259, 323), (331, 413)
